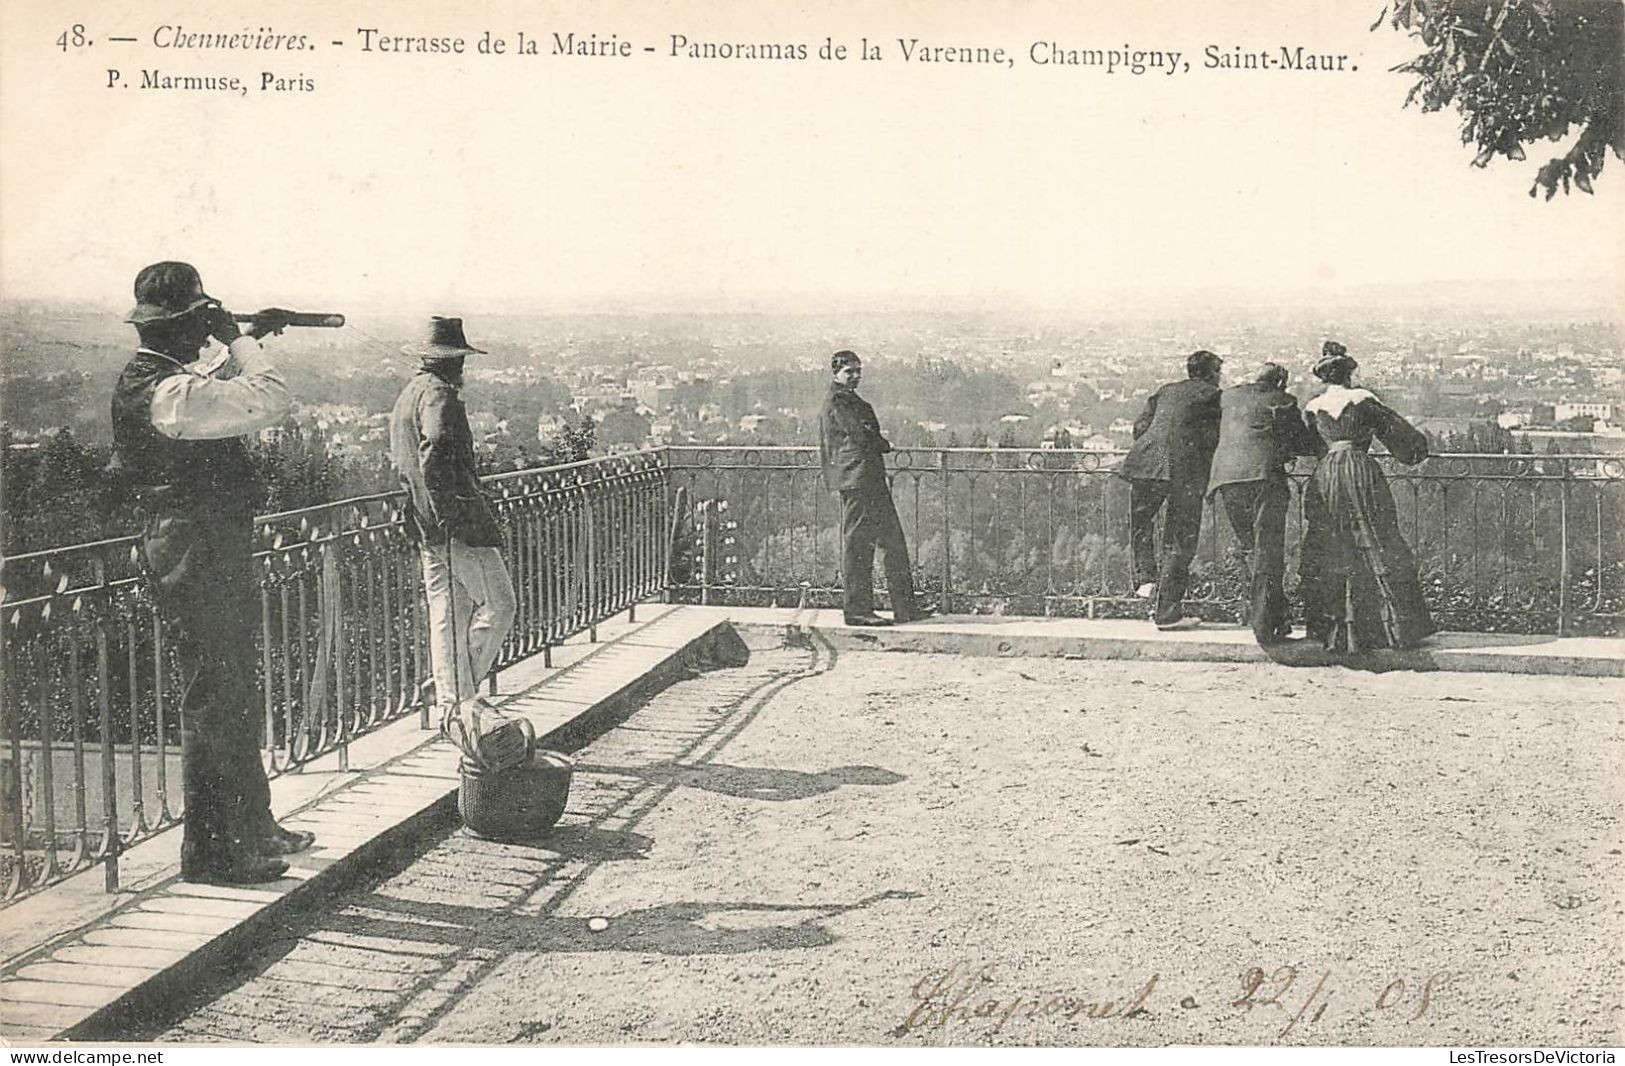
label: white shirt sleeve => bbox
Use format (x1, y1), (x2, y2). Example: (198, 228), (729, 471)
(149, 336), (293, 440)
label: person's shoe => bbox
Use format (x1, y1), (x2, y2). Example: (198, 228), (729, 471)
(1135, 582), (1157, 599)
(182, 852), (290, 886)
(894, 603), (938, 623)
(458, 695), (503, 717)
(1254, 620), (1294, 646)
(1155, 617), (1203, 632)
(442, 696), (498, 740)
(256, 825), (317, 856)
(844, 613), (893, 627)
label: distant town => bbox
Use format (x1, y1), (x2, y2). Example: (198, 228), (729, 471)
(3, 300), (1622, 472)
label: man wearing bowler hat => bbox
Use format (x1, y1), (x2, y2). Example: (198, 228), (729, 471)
(389, 317), (516, 724)
(111, 261), (309, 884)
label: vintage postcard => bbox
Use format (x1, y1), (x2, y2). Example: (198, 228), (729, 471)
(1, 0), (1621, 1056)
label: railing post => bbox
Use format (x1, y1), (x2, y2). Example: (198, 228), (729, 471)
(67, 612), (91, 863)
(662, 482), (687, 606)
(2, 610), (28, 901)
(326, 536), (350, 775)
(700, 500), (714, 606)
(587, 483), (600, 643)
(124, 615), (146, 836)
(1557, 458), (1572, 638)
(259, 562), (279, 757)
(153, 602), (172, 824)
(938, 450), (952, 615)
(37, 606), (61, 884)
(94, 610), (121, 894)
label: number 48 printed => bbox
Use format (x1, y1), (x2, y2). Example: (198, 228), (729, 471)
(57, 25), (90, 50)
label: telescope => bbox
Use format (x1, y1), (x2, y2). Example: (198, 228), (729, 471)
(231, 311), (346, 328)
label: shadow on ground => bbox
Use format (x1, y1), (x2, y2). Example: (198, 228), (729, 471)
(133, 628), (915, 1044)
(573, 760), (905, 801)
(1259, 630), (1562, 673)
(315, 887), (923, 958)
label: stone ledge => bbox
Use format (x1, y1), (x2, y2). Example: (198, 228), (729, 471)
(719, 607), (1625, 678)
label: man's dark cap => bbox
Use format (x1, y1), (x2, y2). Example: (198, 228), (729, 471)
(402, 316), (487, 360)
(126, 261), (216, 324)
(831, 350), (861, 371)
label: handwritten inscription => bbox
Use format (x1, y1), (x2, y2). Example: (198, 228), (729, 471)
(1232, 965), (1450, 1038)
(902, 960), (1452, 1037)
(905, 962), (1157, 1034)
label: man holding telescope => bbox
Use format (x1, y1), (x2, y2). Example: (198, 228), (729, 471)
(111, 261), (316, 884)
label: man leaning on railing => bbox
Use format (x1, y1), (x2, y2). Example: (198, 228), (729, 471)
(110, 261), (314, 885)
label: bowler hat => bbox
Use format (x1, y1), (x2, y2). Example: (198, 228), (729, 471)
(125, 261), (216, 324)
(402, 316), (487, 359)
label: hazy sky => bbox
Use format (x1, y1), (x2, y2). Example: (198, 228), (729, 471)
(1, 0), (1620, 314)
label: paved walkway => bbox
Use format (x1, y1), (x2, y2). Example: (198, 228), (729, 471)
(141, 644), (1625, 1046)
(2, 605), (1619, 1042)
(0, 604), (737, 1044)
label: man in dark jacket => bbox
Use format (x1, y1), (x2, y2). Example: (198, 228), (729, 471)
(1208, 363), (1324, 644)
(1119, 349), (1223, 630)
(389, 317), (515, 718)
(112, 261), (308, 884)
(818, 350), (930, 626)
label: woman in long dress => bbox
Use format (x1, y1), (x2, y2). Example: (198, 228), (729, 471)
(1299, 341), (1437, 651)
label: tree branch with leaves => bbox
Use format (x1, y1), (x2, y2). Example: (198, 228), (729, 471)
(1376, 0), (1623, 198)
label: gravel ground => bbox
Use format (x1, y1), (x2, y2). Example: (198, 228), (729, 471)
(161, 636), (1624, 1047)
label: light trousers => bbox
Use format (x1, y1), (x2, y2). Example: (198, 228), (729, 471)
(419, 540), (517, 704)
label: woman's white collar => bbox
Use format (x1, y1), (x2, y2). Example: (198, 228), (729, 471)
(1306, 385), (1377, 418)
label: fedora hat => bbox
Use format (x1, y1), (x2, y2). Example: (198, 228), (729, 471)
(125, 261), (217, 324)
(402, 316), (487, 359)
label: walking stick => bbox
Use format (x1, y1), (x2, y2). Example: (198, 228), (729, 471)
(445, 527), (458, 721)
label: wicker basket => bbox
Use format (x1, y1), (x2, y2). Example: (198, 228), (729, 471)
(459, 748), (574, 842)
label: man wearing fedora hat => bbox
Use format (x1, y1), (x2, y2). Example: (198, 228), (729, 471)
(111, 261), (310, 885)
(389, 317), (516, 723)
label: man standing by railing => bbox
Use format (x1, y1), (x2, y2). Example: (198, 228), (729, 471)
(389, 317), (516, 724)
(1120, 349), (1224, 631)
(1208, 362), (1324, 644)
(111, 261), (310, 885)
(818, 349), (933, 626)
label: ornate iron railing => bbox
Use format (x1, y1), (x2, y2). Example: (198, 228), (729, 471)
(3, 443), (1619, 903)
(0, 451), (668, 903)
(664, 446), (1625, 635)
